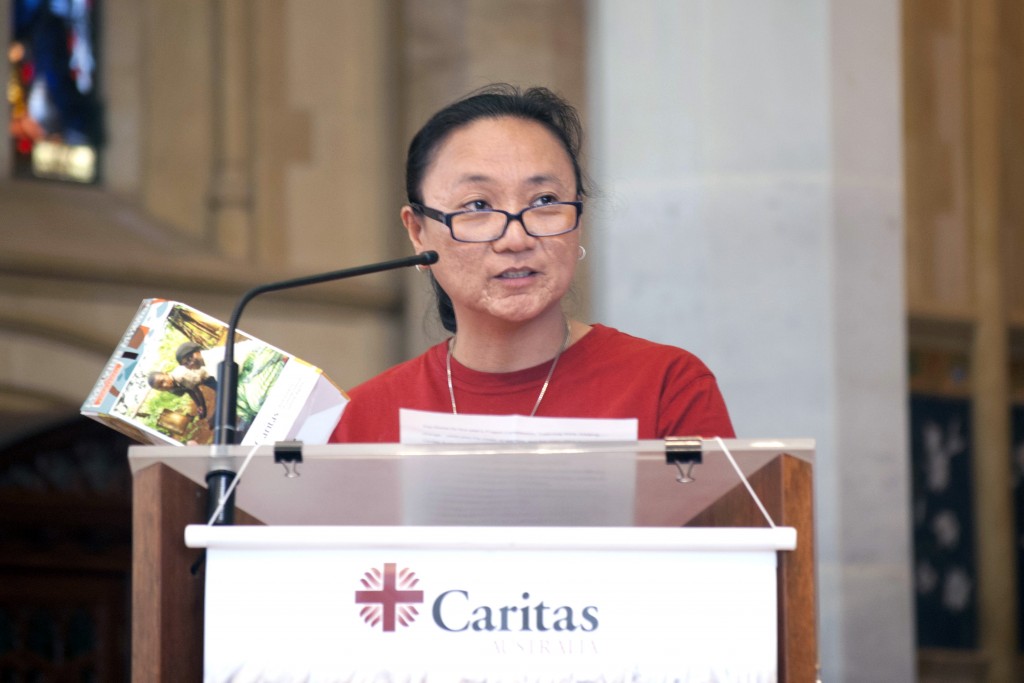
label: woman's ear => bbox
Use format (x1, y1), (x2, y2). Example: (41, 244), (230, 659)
(401, 205), (426, 252)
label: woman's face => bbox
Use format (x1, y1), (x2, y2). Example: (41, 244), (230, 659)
(403, 116), (581, 330)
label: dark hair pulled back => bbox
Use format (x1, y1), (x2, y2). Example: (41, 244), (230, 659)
(406, 84), (588, 333)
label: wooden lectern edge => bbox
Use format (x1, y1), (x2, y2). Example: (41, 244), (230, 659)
(131, 462), (261, 683)
(684, 452), (817, 683)
(131, 462), (206, 683)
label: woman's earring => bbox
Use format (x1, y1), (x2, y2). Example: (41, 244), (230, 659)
(578, 245), (587, 261)
(415, 263), (429, 273)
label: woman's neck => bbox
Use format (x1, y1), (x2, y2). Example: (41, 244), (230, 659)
(449, 311), (584, 373)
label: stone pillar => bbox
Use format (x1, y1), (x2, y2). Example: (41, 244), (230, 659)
(141, 0), (214, 241)
(587, 2), (913, 680)
(968, 0), (1017, 678)
(209, 0), (254, 260)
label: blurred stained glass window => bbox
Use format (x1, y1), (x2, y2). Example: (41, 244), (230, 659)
(908, 347), (979, 649)
(8, 0), (101, 183)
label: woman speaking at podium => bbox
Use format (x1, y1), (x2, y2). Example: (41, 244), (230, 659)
(330, 85), (733, 443)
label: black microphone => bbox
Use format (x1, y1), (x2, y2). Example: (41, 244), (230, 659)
(205, 250), (438, 524)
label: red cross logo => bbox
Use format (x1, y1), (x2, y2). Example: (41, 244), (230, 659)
(355, 563), (424, 631)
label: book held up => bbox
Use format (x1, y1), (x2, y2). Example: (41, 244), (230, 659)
(81, 299), (348, 446)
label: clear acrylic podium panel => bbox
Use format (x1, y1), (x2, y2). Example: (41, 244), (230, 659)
(128, 438), (814, 528)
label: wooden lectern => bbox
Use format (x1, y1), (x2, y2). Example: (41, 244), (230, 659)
(129, 440), (817, 681)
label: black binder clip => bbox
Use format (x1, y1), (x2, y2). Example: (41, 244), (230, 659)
(274, 440), (303, 478)
(665, 436), (702, 484)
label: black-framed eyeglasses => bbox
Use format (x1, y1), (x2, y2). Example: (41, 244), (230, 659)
(410, 201), (583, 243)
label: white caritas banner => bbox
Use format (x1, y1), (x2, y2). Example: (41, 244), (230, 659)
(187, 525), (793, 683)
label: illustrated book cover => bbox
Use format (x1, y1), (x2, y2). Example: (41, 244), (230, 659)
(81, 298), (348, 446)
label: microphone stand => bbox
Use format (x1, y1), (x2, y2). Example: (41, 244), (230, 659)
(206, 251), (439, 525)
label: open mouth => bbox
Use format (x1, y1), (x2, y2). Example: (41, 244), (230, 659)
(496, 269), (536, 280)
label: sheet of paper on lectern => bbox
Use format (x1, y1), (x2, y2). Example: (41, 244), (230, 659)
(397, 409), (639, 527)
(398, 408), (638, 444)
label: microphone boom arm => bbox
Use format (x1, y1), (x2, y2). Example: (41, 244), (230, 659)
(212, 250), (439, 447)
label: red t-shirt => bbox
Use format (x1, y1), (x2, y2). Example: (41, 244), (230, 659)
(330, 324), (734, 443)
